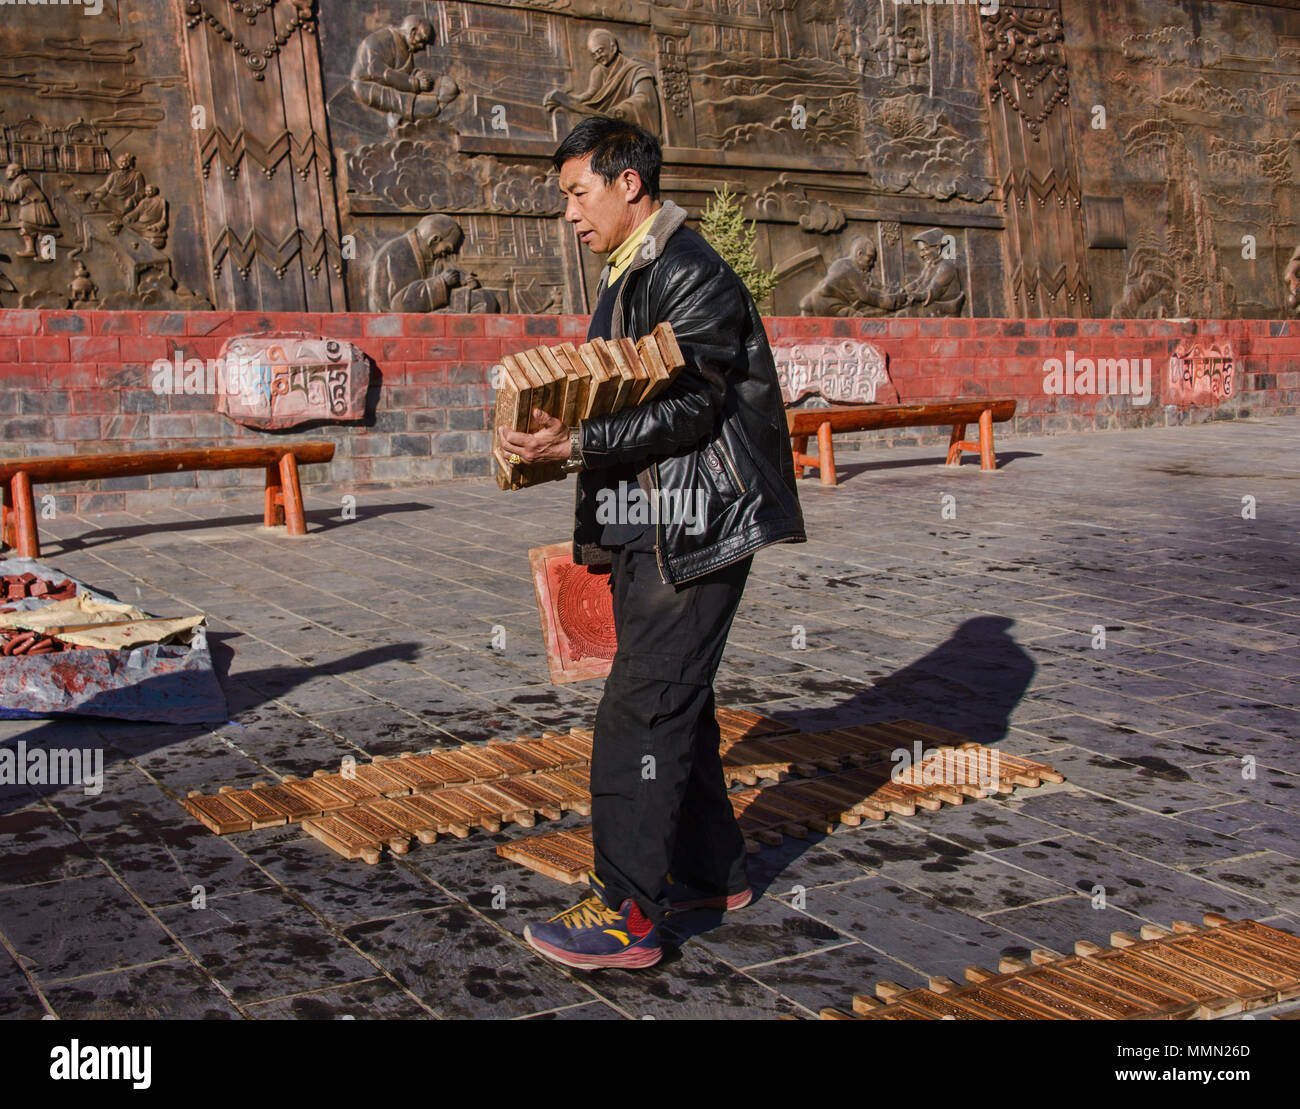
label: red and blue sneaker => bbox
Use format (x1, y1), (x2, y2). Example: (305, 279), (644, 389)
(524, 878), (662, 970)
(663, 872), (753, 914)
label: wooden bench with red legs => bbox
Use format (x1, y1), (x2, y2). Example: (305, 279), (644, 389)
(787, 399), (1017, 486)
(0, 442), (334, 558)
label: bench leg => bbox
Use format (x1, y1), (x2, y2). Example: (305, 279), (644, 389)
(946, 423), (967, 466)
(817, 421), (837, 486)
(279, 452), (308, 536)
(978, 408), (996, 471)
(264, 464), (285, 527)
(792, 435), (808, 479)
(9, 471), (39, 558)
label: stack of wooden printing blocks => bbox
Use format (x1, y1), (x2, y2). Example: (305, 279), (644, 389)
(492, 321), (685, 489)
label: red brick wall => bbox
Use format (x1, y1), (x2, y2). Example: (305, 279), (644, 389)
(0, 310), (1295, 514)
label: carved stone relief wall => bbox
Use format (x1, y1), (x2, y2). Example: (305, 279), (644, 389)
(1065, 0), (1300, 318)
(1, 0), (1296, 316)
(0, 2), (212, 309)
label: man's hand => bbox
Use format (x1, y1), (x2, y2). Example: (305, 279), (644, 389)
(499, 408), (571, 465)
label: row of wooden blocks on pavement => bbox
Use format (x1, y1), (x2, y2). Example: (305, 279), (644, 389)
(821, 915), (1300, 1021)
(720, 719), (1063, 793)
(182, 729), (596, 835)
(304, 767), (595, 865)
(180, 706), (793, 837)
(497, 737), (1064, 883)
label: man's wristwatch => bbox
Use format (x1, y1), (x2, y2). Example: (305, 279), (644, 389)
(561, 425), (585, 473)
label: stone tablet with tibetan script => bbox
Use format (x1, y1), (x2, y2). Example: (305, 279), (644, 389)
(771, 340), (896, 406)
(218, 337), (369, 430)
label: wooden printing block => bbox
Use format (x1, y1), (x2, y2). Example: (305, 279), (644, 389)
(518, 772), (580, 811)
(779, 778), (884, 823)
(496, 354), (536, 486)
(1100, 951), (1246, 1017)
(832, 768), (919, 816)
(731, 796), (798, 837)
(351, 762), (411, 798)
(280, 777), (355, 816)
(436, 788), (503, 832)
(589, 339), (635, 413)
(576, 342), (616, 419)
(608, 338), (648, 408)
(303, 816), (382, 864)
(462, 782), (537, 827)
(486, 777), (563, 821)
(1132, 939), (1276, 1003)
(552, 344), (591, 427)
(1219, 921), (1300, 966)
(994, 975), (1113, 1020)
(544, 766), (592, 800)
(469, 744), (536, 778)
(510, 350), (545, 420)
(440, 748), (504, 783)
(790, 775), (890, 820)
(1021, 967), (1149, 1019)
(218, 788), (289, 829)
(548, 828), (595, 866)
(1090, 947), (1229, 1008)
(537, 345), (577, 427)
(392, 752), (449, 786)
(410, 752), (472, 786)
(183, 794), (253, 835)
(311, 770), (380, 805)
(374, 758), (437, 791)
(553, 732), (593, 761)
(1048, 959), (1199, 1019)
(334, 807), (412, 855)
(497, 835), (590, 884)
(879, 774), (950, 812)
(400, 793), (472, 838)
(827, 723), (928, 758)
(519, 736), (581, 768)
(634, 331), (669, 404)
(568, 726), (595, 742)
(518, 348), (560, 441)
(489, 740), (553, 773)
(366, 797), (438, 844)
(751, 787), (837, 834)
(715, 706), (798, 738)
(1168, 934), (1298, 999)
(887, 989), (1005, 1021)
(949, 987), (1059, 1020)
(244, 782), (320, 822)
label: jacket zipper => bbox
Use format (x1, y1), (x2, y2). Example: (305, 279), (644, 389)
(717, 440), (747, 494)
(651, 461), (669, 584)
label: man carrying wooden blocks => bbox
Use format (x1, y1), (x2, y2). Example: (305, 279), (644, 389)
(497, 117), (806, 971)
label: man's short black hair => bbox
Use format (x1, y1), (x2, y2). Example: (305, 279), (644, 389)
(552, 117), (661, 201)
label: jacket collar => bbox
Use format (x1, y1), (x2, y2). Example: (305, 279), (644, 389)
(594, 198), (689, 296)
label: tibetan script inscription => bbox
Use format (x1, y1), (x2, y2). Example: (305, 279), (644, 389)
(218, 337), (370, 429)
(1167, 340), (1234, 406)
(771, 340), (893, 406)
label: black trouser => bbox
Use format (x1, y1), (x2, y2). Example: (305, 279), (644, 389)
(590, 543), (753, 925)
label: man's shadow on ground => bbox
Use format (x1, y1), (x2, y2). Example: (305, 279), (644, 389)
(662, 615), (1037, 948)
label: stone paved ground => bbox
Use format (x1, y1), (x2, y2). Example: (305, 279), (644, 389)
(2, 417), (1298, 1019)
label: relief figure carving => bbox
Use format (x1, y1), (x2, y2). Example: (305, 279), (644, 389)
(367, 214), (499, 314)
(3, 163), (58, 260)
(350, 16), (460, 135)
(902, 228), (965, 317)
(544, 29), (660, 138)
(799, 236), (900, 317)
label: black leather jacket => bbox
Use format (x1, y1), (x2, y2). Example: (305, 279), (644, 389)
(573, 199), (806, 584)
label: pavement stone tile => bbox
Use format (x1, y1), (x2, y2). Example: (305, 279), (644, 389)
(342, 905), (592, 1019)
(43, 959), (240, 1019)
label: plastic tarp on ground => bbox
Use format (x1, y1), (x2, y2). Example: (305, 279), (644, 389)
(0, 558), (227, 725)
